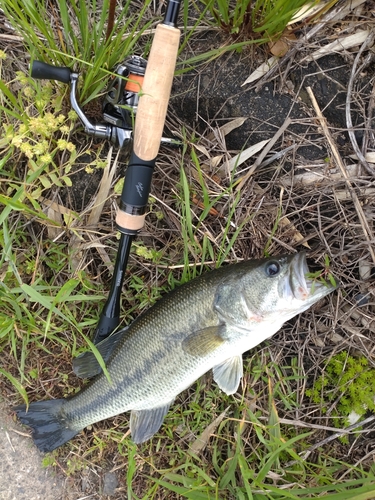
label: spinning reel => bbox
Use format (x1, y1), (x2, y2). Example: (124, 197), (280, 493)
(102, 55), (147, 149)
(32, 55), (176, 150)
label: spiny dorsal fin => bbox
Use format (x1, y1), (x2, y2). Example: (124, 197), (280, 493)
(72, 327), (128, 378)
(212, 355), (243, 395)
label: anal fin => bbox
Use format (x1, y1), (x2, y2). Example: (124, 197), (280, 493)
(130, 402), (173, 444)
(212, 355), (243, 395)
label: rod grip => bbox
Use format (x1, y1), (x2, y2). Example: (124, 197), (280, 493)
(133, 23), (180, 161)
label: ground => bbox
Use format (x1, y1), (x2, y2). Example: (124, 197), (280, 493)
(1, 1), (375, 498)
(0, 402), (70, 500)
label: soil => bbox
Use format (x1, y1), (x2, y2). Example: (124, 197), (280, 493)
(0, 402), (73, 500)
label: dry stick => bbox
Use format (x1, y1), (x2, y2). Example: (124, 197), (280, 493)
(285, 414), (375, 466)
(306, 86), (375, 265)
(105, 0), (117, 42)
(345, 32), (375, 175)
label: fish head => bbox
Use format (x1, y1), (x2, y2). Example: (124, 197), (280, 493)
(239, 252), (337, 326)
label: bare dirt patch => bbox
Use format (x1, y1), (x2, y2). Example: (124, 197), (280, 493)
(0, 401), (77, 500)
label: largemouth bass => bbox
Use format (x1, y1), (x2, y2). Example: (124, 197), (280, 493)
(14, 253), (335, 452)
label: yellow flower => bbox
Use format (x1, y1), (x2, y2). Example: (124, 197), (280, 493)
(19, 124), (28, 135)
(33, 140), (48, 155)
(40, 153), (53, 164)
(57, 139), (68, 150)
(23, 86), (35, 99)
(16, 71), (28, 86)
(68, 110), (78, 121)
(11, 136), (23, 147)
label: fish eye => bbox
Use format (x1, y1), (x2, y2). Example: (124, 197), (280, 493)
(265, 261), (281, 277)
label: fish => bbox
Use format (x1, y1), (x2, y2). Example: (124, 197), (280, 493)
(14, 252), (336, 452)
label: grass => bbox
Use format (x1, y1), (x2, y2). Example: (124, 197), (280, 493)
(1, 0), (154, 103)
(201, 0), (319, 39)
(1, 0), (375, 498)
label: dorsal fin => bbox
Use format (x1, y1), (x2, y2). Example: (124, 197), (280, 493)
(72, 327), (128, 378)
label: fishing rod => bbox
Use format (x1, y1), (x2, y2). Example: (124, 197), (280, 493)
(31, 0), (182, 344)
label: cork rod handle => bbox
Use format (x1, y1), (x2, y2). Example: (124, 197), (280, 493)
(133, 23), (180, 161)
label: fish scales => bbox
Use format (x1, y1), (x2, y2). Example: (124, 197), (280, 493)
(14, 253), (336, 452)
(63, 264), (241, 428)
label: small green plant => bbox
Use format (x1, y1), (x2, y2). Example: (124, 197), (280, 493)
(1, 66), (81, 223)
(202, 0), (318, 41)
(306, 351), (375, 432)
(306, 254), (337, 292)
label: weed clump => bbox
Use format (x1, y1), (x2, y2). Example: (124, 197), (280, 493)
(306, 351), (375, 435)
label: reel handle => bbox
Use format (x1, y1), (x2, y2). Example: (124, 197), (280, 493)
(31, 61), (71, 84)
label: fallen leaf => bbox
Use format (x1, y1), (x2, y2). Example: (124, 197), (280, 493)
(302, 30), (370, 62)
(189, 408), (229, 455)
(242, 57), (278, 86)
(279, 216), (310, 249)
(269, 33), (296, 57)
(225, 139), (270, 172)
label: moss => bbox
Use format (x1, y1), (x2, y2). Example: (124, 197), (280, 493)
(306, 351), (375, 431)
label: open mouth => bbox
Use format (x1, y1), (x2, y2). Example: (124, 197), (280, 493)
(285, 253), (337, 302)
(290, 252), (309, 300)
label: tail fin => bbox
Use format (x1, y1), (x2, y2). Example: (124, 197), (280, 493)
(14, 399), (79, 452)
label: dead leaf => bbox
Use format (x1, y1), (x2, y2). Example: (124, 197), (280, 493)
(189, 408), (229, 455)
(192, 195), (220, 217)
(218, 117), (247, 137)
(279, 216), (310, 249)
(280, 163), (360, 187)
(193, 143), (210, 158)
(350, 151), (375, 163)
(225, 139), (270, 173)
(207, 117), (247, 142)
(210, 155), (223, 169)
(302, 30), (370, 62)
(46, 206), (63, 240)
(87, 147), (119, 227)
(242, 57), (278, 86)
(269, 33), (296, 57)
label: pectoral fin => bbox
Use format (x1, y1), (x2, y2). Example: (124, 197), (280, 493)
(72, 327), (128, 378)
(182, 325), (226, 357)
(130, 402), (172, 444)
(212, 355), (243, 395)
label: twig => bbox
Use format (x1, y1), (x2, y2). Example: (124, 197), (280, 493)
(362, 77), (375, 158)
(105, 0), (117, 42)
(306, 86), (375, 265)
(300, 415), (375, 460)
(345, 32), (375, 175)
(285, 414), (375, 466)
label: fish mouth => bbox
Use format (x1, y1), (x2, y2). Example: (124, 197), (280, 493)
(282, 252), (337, 302)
